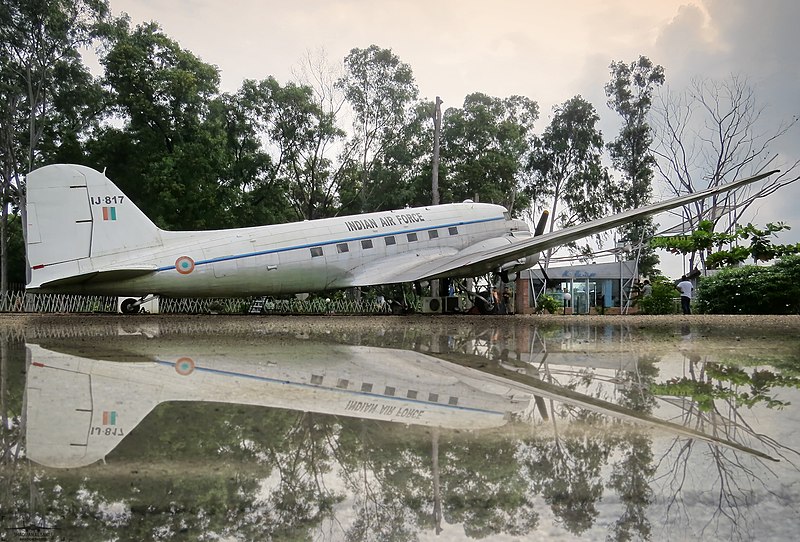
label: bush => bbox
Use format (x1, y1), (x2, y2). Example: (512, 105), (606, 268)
(638, 277), (678, 315)
(697, 254), (800, 314)
(536, 294), (561, 314)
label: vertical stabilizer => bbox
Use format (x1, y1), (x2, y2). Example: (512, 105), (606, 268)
(25, 164), (163, 287)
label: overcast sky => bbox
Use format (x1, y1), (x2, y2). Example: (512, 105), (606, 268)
(110, 0), (800, 277)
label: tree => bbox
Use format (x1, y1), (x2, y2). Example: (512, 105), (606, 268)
(650, 219), (800, 269)
(528, 96), (617, 267)
(0, 0), (109, 293)
(92, 19), (230, 230)
(441, 93), (538, 214)
(605, 56), (665, 277)
(336, 45), (418, 212)
(651, 75), (800, 273)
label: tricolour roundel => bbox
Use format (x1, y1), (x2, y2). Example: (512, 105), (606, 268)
(175, 357), (195, 375)
(175, 256), (195, 275)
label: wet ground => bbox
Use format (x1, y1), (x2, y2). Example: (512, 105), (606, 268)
(1, 314), (800, 541)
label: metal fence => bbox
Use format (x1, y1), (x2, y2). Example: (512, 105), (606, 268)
(0, 291), (393, 315)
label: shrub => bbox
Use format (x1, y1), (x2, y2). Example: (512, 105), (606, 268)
(638, 277), (678, 315)
(536, 294), (561, 314)
(697, 255), (800, 314)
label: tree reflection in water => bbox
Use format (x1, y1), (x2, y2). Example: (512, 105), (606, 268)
(1, 319), (799, 540)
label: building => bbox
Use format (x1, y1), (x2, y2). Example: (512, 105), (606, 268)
(515, 260), (638, 314)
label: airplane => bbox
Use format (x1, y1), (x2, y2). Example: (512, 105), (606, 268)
(24, 332), (776, 468)
(24, 163), (779, 313)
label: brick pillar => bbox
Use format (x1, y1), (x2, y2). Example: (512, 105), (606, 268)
(515, 277), (531, 314)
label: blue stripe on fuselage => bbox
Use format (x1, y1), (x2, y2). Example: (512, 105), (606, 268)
(155, 215), (505, 273)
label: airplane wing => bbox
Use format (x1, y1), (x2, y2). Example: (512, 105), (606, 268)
(358, 170), (779, 284)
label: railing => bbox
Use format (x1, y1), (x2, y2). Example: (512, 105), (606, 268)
(0, 291), (393, 315)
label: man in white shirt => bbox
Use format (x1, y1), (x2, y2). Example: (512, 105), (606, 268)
(676, 276), (693, 314)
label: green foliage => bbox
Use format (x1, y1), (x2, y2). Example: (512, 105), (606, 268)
(696, 254), (800, 314)
(651, 220), (800, 270)
(528, 96), (617, 255)
(441, 92), (538, 214)
(605, 56), (665, 277)
(536, 294), (561, 314)
(637, 277), (677, 315)
(651, 362), (800, 411)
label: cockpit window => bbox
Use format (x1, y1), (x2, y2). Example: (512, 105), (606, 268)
(503, 212), (511, 221)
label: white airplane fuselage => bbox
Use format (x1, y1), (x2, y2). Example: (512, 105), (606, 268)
(95, 202), (529, 297)
(26, 165), (533, 297)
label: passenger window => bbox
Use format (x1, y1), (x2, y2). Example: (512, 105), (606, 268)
(428, 392), (439, 402)
(385, 236), (396, 246)
(311, 374), (323, 385)
(448, 396), (459, 406)
(361, 383), (373, 392)
(384, 386), (396, 396)
(407, 390), (418, 399)
(361, 239), (373, 249)
(336, 378), (349, 389)
(337, 243), (349, 253)
(448, 226), (459, 235)
(310, 247), (323, 257)
(407, 232), (418, 242)
(428, 230), (439, 239)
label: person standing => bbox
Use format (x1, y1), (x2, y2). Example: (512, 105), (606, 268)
(676, 276), (693, 314)
(642, 279), (652, 297)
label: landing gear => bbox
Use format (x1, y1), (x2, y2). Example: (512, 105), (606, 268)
(120, 298), (140, 314)
(473, 291), (498, 315)
(119, 294), (157, 315)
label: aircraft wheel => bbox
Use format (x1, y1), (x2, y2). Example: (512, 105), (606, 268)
(474, 292), (498, 315)
(120, 298), (140, 314)
(500, 271), (517, 283)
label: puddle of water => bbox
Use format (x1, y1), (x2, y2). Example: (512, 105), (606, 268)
(1, 316), (799, 541)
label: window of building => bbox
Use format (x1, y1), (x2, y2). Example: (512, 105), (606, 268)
(310, 247), (323, 257)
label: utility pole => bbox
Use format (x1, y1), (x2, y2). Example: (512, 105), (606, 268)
(431, 96), (442, 205)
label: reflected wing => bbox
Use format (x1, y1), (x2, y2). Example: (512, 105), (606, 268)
(351, 170), (778, 285)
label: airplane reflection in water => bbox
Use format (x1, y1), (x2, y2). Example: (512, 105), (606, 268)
(24, 328), (777, 469)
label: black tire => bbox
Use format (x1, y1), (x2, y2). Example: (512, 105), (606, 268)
(474, 292), (497, 315)
(120, 298), (140, 314)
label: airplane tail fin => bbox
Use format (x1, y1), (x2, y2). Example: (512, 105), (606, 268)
(25, 164), (163, 288)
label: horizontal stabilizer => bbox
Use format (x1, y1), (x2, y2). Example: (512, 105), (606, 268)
(37, 266), (158, 289)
